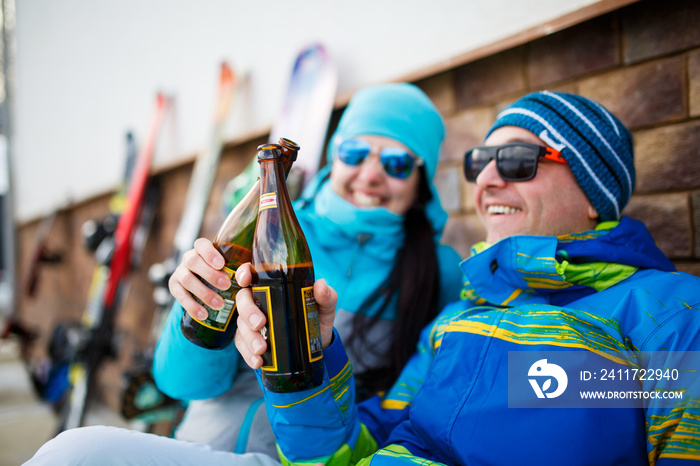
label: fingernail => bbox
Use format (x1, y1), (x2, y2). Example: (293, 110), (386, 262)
(218, 277), (230, 289)
(318, 279), (330, 299)
(197, 310), (208, 320)
(252, 339), (264, 353)
(212, 297), (224, 309)
(213, 256), (224, 269)
(249, 314), (262, 327)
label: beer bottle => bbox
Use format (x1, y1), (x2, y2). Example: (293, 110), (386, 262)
(180, 138), (299, 349)
(252, 144), (323, 392)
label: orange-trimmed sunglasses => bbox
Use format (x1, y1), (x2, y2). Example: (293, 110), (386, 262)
(464, 142), (566, 182)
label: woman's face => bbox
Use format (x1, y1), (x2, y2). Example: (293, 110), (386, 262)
(329, 135), (420, 216)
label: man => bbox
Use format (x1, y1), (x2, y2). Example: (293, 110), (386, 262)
(235, 91), (700, 465)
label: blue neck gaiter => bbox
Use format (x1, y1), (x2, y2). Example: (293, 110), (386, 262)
(300, 178), (405, 262)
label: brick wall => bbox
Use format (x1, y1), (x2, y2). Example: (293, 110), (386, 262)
(15, 0), (700, 415)
(418, 0), (700, 277)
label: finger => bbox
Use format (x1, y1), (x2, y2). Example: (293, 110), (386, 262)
(169, 264), (225, 311)
(168, 278), (210, 321)
(313, 278), (337, 311)
(235, 288), (266, 332)
(235, 330), (263, 369)
(234, 263), (253, 288)
(181, 248), (231, 292)
(194, 238), (225, 269)
(234, 287), (268, 368)
(313, 279), (337, 349)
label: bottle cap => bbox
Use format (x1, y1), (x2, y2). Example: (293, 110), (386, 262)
(278, 138), (300, 162)
(257, 144), (283, 161)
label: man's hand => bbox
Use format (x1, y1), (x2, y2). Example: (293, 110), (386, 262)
(168, 238), (231, 321)
(234, 263), (337, 369)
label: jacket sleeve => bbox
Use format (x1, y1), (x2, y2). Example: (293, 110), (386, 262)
(638, 291), (700, 465)
(152, 301), (240, 400)
(256, 328), (377, 465)
(259, 303), (462, 465)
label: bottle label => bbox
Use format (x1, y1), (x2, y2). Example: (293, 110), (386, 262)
(253, 286), (277, 372)
(259, 192), (278, 211)
(254, 284), (323, 373)
(192, 266), (237, 331)
(302, 287), (323, 362)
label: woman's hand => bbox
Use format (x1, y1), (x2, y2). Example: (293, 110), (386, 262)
(234, 263), (337, 369)
(168, 238), (231, 321)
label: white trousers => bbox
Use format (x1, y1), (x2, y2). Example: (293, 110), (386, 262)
(23, 425), (283, 466)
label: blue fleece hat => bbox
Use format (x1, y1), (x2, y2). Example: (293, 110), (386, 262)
(486, 91), (635, 221)
(327, 82), (445, 180)
(312, 82), (448, 235)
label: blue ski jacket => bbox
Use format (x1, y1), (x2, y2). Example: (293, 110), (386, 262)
(256, 217), (700, 466)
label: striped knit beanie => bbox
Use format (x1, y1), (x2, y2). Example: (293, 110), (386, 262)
(486, 91), (634, 221)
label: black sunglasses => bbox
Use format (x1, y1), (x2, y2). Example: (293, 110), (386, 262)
(463, 142), (567, 182)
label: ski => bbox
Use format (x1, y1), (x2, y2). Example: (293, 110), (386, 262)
(223, 43), (338, 209)
(272, 43), (338, 198)
(51, 93), (170, 434)
(121, 63), (238, 426)
(147, 62), (237, 341)
(81, 132), (137, 255)
(173, 63), (237, 261)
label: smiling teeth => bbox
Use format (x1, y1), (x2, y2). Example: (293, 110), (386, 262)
(487, 205), (522, 215)
(353, 192), (381, 207)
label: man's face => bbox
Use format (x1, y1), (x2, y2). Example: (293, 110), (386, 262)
(473, 126), (599, 244)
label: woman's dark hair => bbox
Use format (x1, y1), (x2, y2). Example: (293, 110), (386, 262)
(349, 165), (441, 399)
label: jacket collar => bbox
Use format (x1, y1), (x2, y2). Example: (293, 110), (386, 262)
(459, 218), (673, 307)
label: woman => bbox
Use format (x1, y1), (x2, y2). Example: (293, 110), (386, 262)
(24, 83), (463, 465)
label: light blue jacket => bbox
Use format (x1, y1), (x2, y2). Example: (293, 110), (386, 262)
(256, 217), (700, 465)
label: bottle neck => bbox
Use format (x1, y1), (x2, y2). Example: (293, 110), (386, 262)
(278, 138), (299, 175)
(281, 152), (295, 177)
(283, 160), (294, 177)
(259, 157), (288, 198)
(254, 153), (312, 272)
